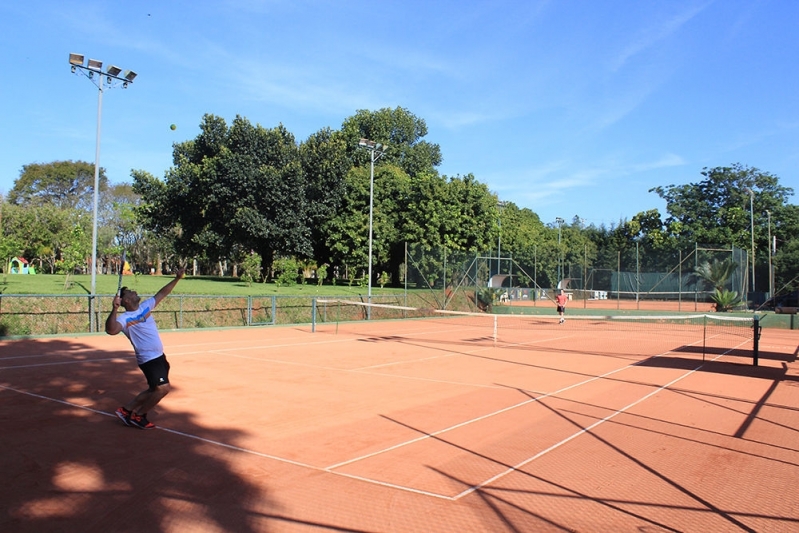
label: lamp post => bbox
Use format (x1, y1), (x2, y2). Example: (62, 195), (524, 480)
(357, 138), (387, 317)
(745, 187), (755, 297)
(69, 53), (136, 331)
(767, 210), (773, 299)
(497, 201), (507, 278)
(555, 217), (564, 288)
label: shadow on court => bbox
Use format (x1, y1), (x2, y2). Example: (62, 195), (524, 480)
(0, 337), (279, 533)
(638, 354), (799, 380)
(670, 344), (797, 364)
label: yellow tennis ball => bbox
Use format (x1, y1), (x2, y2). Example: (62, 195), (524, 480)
(170, 124), (177, 130)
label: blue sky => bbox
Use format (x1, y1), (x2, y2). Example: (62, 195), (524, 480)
(1, 1), (797, 228)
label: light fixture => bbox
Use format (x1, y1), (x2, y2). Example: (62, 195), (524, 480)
(87, 58), (103, 71)
(106, 65), (122, 77)
(69, 53), (85, 66)
(124, 70), (137, 82)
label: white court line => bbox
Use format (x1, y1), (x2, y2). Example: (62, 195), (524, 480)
(0, 357), (130, 370)
(324, 348), (658, 471)
(0, 381), (456, 500)
(1, 330), (755, 502)
(452, 340), (751, 500)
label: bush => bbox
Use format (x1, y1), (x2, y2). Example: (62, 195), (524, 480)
(274, 257), (299, 287)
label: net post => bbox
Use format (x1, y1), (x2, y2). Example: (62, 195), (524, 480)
(493, 314), (498, 345)
(702, 314), (707, 362)
(753, 315), (761, 366)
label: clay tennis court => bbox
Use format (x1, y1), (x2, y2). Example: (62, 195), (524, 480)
(2, 313), (798, 532)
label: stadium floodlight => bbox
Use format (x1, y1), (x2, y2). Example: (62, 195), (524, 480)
(357, 138), (388, 318)
(68, 53), (136, 331)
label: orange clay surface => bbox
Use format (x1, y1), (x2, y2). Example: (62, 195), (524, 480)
(1, 318), (797, 532)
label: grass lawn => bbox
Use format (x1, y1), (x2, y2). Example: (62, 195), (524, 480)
(0, 273), (405, 297)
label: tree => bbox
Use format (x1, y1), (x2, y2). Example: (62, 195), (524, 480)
(341, 107), (442, 178)
(134, 114), (312, 274)
(240, 252), (262, 287)
(9, 161), (108, 211)
(651, 163), (796, 294)
(58, 222), (91, 289)
(694, 259), (741, 312)
(650, 164), (793, 251)
(300, 128), (352, 265)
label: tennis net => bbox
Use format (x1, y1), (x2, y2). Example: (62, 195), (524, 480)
(314, 299), (759, 363)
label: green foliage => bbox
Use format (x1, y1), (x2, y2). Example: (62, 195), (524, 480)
(57, 223), (91, 290)
(274, 256), (299, 287)
(694, 259), (738, 291)
(650, 163), (793, 252)
(316, 264), (327, 286)
(240, 252), (263, 287)
(475, 287), (502, 311)
(378, 271), (390, 288)
(341, 106), (442, 178)
(134, 114), (313, 267)
(0, 234), (23, 282)
(8, 160), (108, 211)
(710, 288), (742, 312)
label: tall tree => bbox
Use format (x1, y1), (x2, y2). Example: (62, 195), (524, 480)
(9, 161), (108, 211)
(300, 128), (352, 265)
(341, 107), (442, 178)
(650, 164), (793, 251)
(134, 114), (311, 272)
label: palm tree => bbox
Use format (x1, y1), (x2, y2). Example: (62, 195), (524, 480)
(694, 259), (741, 312)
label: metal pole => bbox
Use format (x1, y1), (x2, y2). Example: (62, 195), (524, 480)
(767, 210), (773, 299)
(496, 201), (506, 279)
(367, 149), (374, 318)
(584, 243), (587, 309)
(750, 192), (756, 294)
(90, 81), (104, 332)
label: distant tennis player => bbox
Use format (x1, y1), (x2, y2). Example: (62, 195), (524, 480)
(105, 268), (185, 429)
(556, 289), (568, 324)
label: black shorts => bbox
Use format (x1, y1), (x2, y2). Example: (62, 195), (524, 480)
(139, 354), (170, 388)
(557, 305), (565, 313)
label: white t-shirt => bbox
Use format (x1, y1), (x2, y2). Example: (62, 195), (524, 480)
(115, 297), (163, 364)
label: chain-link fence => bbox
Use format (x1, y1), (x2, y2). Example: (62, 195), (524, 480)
(405, 242), (752, 312)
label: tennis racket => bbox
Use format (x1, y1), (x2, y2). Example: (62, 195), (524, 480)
(117, 250), (126, 296)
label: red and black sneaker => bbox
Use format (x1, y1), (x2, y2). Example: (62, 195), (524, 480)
(129, 413), (156, 430)
(115, 407), (132, 427)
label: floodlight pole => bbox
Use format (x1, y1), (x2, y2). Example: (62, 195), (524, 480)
(357, 138), (387, 318)
(746, 188), (755, 296)
(69, 54), (136, 331)
(767, 210), (773, 299)
(555, 217), (564, 288)
(497, 201), (507, 278)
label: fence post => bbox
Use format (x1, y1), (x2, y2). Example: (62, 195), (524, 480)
(312, 298), (317, 332)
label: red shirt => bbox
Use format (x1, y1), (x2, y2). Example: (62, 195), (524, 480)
(556, 293), (568, 306)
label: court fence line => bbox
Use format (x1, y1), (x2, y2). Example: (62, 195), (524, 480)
(0, 292), (785, 340)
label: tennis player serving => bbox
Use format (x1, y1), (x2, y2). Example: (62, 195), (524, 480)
(106, 268), (185, 429)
